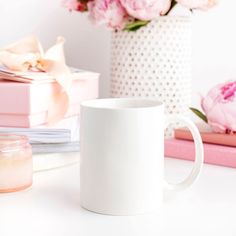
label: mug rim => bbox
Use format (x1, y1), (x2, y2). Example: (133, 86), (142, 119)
(81, 98), (164, 110)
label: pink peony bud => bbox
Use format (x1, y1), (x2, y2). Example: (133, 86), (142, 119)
(120, 0), (171, 21)
(201, 80), (236, 133)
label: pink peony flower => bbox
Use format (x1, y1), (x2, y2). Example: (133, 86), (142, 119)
(176, 0), (218, 10)
(87, 0), (128, 30)
(120, 0), (171, 21)
(201, 81), (236, 133)
(62, 0), (88, 12)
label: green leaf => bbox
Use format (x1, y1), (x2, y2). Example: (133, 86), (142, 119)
(124, 20), (150, 32)
(190, 107), (208, 123)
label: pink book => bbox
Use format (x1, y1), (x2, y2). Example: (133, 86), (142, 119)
(174, 124), (236, 147)
(165, 138), (236, 168)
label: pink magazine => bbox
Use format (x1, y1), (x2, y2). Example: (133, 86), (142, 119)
(165, 138), (236, 168)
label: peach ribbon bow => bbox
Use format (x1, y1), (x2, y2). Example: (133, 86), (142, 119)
(0, 36), (72, 125)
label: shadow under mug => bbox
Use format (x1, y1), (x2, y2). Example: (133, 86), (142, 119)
(80, 98), (204, 215)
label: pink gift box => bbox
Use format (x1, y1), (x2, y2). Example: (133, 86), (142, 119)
(0, 71), (99, 127)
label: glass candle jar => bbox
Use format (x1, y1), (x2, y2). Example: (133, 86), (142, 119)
(0, 134), (32, 193)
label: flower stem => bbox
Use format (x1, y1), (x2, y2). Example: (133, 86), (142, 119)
(165, 0), (178, 15)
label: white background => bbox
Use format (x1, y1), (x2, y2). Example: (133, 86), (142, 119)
(0, 0), (236, 107)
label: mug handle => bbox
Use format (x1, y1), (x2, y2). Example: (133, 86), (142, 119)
(164, 114), (204, 191)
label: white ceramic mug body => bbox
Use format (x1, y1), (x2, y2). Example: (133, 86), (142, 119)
(80, 98), (203, 215)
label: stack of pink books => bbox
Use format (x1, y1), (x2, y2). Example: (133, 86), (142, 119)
(165, 123), (236, 168)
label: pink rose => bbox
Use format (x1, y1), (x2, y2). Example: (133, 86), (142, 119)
(201, 81), (236, 133)
(120, 0), (171, 21)
(87, 0), (128, 30)
(176, 0), (218, 10)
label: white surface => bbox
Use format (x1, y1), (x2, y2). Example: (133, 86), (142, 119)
(0, 158), (236, 236)
(33, 152), (79, 172)
(1, 0), (236, 102)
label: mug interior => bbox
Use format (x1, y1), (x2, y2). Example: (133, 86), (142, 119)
(81, 98), (163, 109)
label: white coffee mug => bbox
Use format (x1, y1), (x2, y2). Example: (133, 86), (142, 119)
(80, 98), (204, 215)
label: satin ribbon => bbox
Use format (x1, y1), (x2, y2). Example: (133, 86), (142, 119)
(0, 36), (72, 125)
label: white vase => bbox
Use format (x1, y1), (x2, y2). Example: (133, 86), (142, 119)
(110, 16), (192, 137)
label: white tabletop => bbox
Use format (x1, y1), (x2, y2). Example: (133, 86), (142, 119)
(0, 157), (236, 236)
